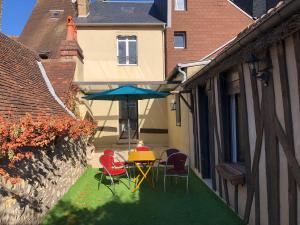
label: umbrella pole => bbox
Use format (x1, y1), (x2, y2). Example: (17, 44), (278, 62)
(127, 97), (131, 151)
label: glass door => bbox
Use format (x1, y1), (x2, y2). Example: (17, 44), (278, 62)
(119, 100), (138, 139)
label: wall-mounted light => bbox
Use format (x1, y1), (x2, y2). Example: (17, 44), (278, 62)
(170, 99), (176, 111)
(246, 53), (270, 86)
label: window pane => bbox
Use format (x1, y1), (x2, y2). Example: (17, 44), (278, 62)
(174, 33), (185, 48)
(118, 40), (126, 64)
(129, 41), (137, 64)
(175, 0), (186, 10)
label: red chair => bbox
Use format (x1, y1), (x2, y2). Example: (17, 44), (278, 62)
(156, 148), (180, 180)
(103, 149), (125, 167)
(99, 154), (130, 193)
(103, 149), (114, 155)
(136, 146), (150, 151)
(163, 152), (189, 192)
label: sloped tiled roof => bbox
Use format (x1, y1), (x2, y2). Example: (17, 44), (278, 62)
(75, 1), (165, 25)
(0, 32), (68, 119)
(42, 60), (76, 104)
(18, 0), (76, 59)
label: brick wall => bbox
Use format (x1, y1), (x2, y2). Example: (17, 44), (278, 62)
(165, 0), (252, 76)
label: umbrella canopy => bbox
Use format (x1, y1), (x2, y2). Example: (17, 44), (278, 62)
(83, 85), (169, 150)
(83, 85), (169, 101)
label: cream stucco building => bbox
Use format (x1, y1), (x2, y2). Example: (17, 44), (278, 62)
(74, 1), (176, 148)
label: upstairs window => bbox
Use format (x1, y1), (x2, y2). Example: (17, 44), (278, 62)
(174, 32), (186, 49)
(175, 0), (186, 11)
(117, 36), (137, 65)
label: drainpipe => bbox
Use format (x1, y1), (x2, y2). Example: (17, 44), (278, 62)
(177, 65), (187, 83)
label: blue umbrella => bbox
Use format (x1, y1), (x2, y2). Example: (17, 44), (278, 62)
(83, 86), (169, 149)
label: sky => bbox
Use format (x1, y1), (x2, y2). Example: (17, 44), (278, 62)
(2, 0), (36, 36)
(2, 0), (154, 36)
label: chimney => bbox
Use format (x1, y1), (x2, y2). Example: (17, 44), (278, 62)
(77, 0), (89, 17)
(60, 16), (83, 61)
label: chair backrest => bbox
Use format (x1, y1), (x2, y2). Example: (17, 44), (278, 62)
(167, 152), (188, 171)
(166, 148), (180, 157)
(136, 146), (150, 151)
(159, 148), (180, 163)
(103, 149), (114, 155)
(99, 155), (114, 174)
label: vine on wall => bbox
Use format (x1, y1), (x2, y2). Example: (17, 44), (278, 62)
(0, 114), (96, 184)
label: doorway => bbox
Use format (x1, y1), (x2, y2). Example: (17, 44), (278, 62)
(119, 100), (138, 139)
(198, 86), (211, 179)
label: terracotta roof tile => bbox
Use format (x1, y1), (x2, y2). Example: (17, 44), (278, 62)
(42, 59), (76, 103)
(0, 32), (69, 119)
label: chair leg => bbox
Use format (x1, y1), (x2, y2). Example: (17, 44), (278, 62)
(164, 175), (166, 192)
(98, 173), (103, 190)
(108, 175), (115, 194)
(156, 165), (159, 181)
(186, 177), (189, 193)
(126, 170), (130, 188)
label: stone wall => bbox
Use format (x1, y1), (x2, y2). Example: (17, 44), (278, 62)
(0, 137), (90, 225)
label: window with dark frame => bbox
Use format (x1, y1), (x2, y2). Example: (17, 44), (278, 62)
(220, 72), (245, 164)
(174, 32), (186, 49)
(117, 36), (137, 65)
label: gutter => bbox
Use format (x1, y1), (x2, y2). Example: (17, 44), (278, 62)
(76, 22), (166, 27)
(183, 0), (300, 88)
(167, 60), (211, 82)
(37, 61), (76, 118)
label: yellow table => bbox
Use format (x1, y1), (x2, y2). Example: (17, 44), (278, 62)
(128, 151), (156, 193)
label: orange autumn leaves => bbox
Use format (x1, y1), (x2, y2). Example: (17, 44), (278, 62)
(0, 114), (96, 184)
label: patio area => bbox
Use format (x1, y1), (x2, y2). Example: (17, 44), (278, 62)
(42, 167), (245, 225)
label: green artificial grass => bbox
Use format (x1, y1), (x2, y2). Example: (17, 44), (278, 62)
(42, 167), (245, 225)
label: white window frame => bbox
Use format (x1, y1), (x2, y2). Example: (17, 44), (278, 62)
(117, 36), (137, 65)
(174, 0), (186, 11)
(174, 32), (186, 49)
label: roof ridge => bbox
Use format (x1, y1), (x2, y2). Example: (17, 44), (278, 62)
(0, 32), (40, 61)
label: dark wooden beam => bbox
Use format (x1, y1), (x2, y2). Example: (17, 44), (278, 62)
(293, 31), (300, 109)
(274, 116), (300, 188)
(212, 79), (228, 201)
(175, 94), (181, 126)
(179, 93), (193, 112)
(235, 185), (239, 214)
(207, 83), (216, 190)
(277, 41), (297, 225)
(191, 88), (201, 172)
(244, 75), (263, 224)
(262, 69), (280, 225)
(238, 64), (253, 221)
(216, 77), (224, 198)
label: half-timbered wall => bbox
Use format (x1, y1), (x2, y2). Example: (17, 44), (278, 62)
(190, 29), (300, 225)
